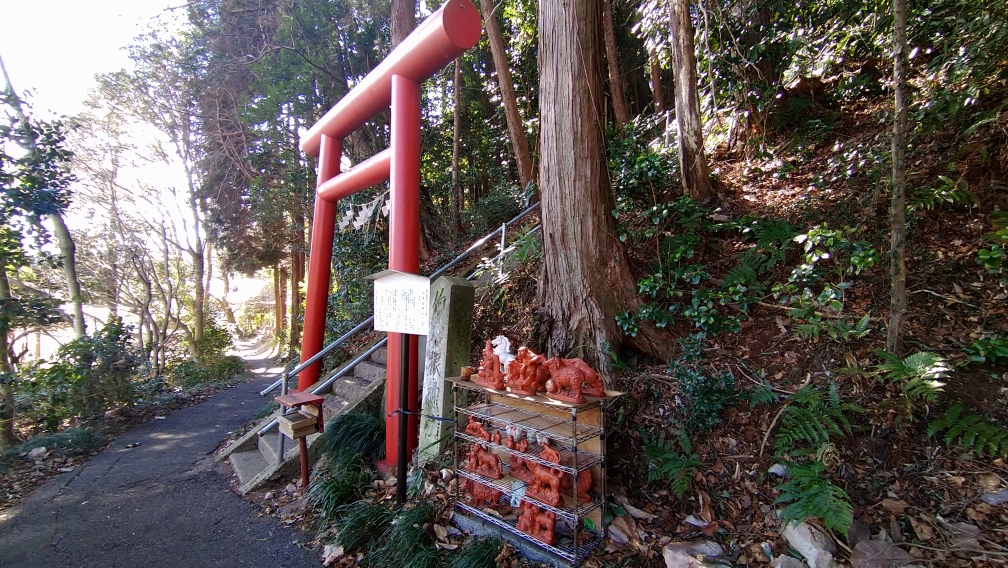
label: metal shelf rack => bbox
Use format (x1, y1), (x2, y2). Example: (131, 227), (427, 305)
(449, 376), (619, 567)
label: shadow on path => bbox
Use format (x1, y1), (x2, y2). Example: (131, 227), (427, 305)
(0, 336), (320, 568)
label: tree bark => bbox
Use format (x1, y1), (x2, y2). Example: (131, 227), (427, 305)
(391, 0), (417, 46)
(479, 0), (535, 190)
(0, 267), (13, 448)
(669, 0), (714, 202)
(48, 213), (86, 337)
(273, 263), (283, 340)
(536, 0), (672, 375)
(649, 51), (666, 114)
(887, 0), (909, 355)
(602, 0), (630, 130)
(451, 58), (463, 233)
(290, 212), (305, 354)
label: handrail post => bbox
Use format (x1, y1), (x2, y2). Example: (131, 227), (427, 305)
(276, 371), (288, 462)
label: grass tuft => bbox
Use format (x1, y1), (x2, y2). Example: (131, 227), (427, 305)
(306, 457), (371, 523)
(319, 411), (386, 465)
(365, 503), (438, 568)
(334, 501), (394, 551)
(449, 537), (504, 568)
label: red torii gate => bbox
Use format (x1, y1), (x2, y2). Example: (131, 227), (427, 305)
(297, 1), (481, 473)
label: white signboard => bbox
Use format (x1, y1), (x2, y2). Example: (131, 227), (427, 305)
(367, 270), (430, 335)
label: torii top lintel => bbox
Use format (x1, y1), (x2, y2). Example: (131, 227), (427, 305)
(300, 0), (481, 157)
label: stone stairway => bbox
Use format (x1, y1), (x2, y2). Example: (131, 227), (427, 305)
(222, 338), (388, 494)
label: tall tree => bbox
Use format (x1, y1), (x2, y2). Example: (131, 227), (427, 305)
(887, 0), (909, 354)
(101, 36), (211, 358)
(0, 93), (68, 447)
(391, 0), (416, 45)
(479, 0), (535, 190)
(0, 55), (86, 337)
(451, 58), (463, 232)
(669, 0), (714, 202)
(536, 0), (671, 373)
(603, 0), (630, 129)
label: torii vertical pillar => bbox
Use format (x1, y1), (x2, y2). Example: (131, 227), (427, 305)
(300, 135), (342, 387)
(384, 75), (422, 471)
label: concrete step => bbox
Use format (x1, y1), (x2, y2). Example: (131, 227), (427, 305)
(354, 360), (386, 383)
(330, 376), (375, 403)
(323, 394), (350, 424)
(370, 347), (387, 365)
(229, 449), (270, 487)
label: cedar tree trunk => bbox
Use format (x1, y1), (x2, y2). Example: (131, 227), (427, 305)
(887, 0), (909, 354)
(670, 0), (714, 202)
(536, 0), (672, 375)
(603, 0), (630, 129)
(451, 58), (463, 233)
(479, 0), (535, 190)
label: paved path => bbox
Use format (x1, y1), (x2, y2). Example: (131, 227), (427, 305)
(0, 342), (322, 568)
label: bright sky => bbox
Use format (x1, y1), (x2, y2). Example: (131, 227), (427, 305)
(0, 0), (181, 118)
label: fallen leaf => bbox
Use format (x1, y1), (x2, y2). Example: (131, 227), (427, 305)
(850, 540), (913, 568)
(910, 516), (935, 542)
(881, 499), (907, 516)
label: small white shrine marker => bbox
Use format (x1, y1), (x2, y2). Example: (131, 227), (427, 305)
(366, 270), (431, 336)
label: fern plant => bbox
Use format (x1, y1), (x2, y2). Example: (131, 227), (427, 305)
(928, 405), (1008, 459)
(774, 460), (853, 533)
(774, 383), (861, 456)
(875, 351), (949, 402)
(641, 427), (701, 498)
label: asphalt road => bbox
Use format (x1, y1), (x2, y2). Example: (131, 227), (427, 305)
(0, 352), (322, 568)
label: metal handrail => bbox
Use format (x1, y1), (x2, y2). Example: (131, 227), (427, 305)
(259, 201), (540, 398)
(258, 337), (389, 436)
(259, 317), (375, 396)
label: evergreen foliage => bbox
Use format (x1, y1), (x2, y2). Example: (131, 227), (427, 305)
(333, 501), (394, 552)
(875, 351), (949, 402)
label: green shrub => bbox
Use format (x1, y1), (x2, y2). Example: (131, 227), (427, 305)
(966, 336), (1008, 364)
(928, 405), (1008, 459)
(875, 351), (949, 404)
(19, 317), (140, 427)
(333, 501), (394, 551)
(669, 334), (738, 433)
(463, 189), (522, 238)
(166, 355), (245, 389)
(774, 383), (861, 456)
